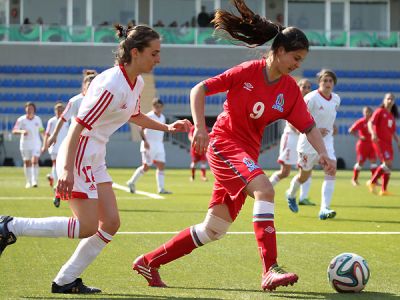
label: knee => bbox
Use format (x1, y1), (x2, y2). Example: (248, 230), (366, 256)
(78, 223), (98, 238)
(281, 168), (291, 178)
(253, 187), (275, 201)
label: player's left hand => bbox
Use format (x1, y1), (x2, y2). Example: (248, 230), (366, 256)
(167, 119), (192, 133)
(318, 153), (336, 176)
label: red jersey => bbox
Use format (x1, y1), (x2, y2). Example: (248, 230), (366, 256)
(203, 59), (315, 160)
(370, 107), (396, 143)
(349, 117), (371, 142)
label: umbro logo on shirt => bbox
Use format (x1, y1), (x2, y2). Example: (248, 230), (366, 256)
(243, 82), (254, 91)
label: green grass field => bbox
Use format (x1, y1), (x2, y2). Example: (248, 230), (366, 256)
(0, 167), (399, 299)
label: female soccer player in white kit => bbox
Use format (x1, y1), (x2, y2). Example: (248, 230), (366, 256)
(269, 78), (315, 208)
(42, 102), (69, 206)
(0, 24), (191, 294)
(286, 69), (340, 219)
(12, 102), (44, 188)
(127, 98), (172, 194)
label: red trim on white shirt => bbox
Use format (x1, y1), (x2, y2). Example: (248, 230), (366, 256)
(75, 136), (89, 176)
(318, 90), (332, 101)
(82, 90), (113, 127)
(119, 64), (137, 90)
(75, 117), (92, 130)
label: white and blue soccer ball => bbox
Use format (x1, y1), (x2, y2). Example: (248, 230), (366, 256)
(327, 253), (370, 293)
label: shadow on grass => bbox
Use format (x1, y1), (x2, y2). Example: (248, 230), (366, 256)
(332, 205), (400, 210)
(23, 293), (221, 300)
(301, 216), (400, 225)
(119, 209), (205, 214)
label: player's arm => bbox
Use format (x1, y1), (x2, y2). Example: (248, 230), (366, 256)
(190, 82), (209, 155)
(41, 132), (49, 154)
(47, 118), (66, 147)
(56, 121), (85, 199)
(129, 112), (191, 133)
(332, 124), (338, 136)
(367, 120), (377, 142)
(12, 120), (26, 135)
(138, 126), (150, 150)
(393, 132), (400, 151)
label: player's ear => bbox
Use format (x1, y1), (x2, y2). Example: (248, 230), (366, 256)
(130, 48), (139, 59)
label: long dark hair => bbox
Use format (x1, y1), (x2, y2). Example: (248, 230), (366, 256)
(114, 24), (160, 65)
(380, 93), (399, 118)
(212, 0), (308, 52)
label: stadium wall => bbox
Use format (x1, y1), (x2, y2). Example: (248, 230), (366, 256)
(1, 44), (399, 169)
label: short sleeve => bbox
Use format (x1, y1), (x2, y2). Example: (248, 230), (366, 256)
(13, 117), (22, 130)
(45, 119), (53, 135)
(349, 119), (362, 132)
(61, 100), (74, 122)
(370, 109), (381, 126)
(203, 65), (244, 96)
(76, 87), (115, 130)
(285, 88), (315, 133)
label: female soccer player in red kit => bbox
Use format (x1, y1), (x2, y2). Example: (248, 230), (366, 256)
(133, 0), (336, 291)
(348, 106), (377, 186)
(367, 93), (399, 195)
(0, 24), (191, 294)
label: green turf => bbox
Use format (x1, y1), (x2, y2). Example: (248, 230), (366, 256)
(0, 167), (399, 299)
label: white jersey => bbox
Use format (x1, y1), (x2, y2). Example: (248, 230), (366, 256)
(282, 121), (299, 134)
(141, 111), (165, 147)
(62, 93), (84, 122)
(45, 116), (69, 155)
(297, 90), (340, 154)
(76, 65), (143, 144)
(13, 115), (43, 150)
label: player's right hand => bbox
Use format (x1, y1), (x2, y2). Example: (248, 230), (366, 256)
(318, 153), (336, 176)
(57, 170), (74, 200)
(192, 126), (209, 155)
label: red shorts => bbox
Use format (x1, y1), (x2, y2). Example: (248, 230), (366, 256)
(356, 140), (376, 163)
(373, 140), (393, 161)
(206, 138), (264, 221)
(190, 148), (207, 163)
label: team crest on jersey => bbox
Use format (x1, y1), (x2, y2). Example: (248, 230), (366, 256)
(272, 93), (284, 112)
(243, 82), (254, 91)
(243, 157), (260, 172)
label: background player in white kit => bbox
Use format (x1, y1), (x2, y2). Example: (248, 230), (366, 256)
(47, 70), (98, 147)
(12, 102), (44, 188)
(41, 102), (69, 207)
(0, 24), (191, 294)
(269, 78), (315, 208)
(127, 98), (172, 194)
(286, 69), (340, 220)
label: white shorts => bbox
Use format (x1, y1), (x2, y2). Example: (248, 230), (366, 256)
(20, 148), (41, 161)
(56, 137), (112, 199)
(50, 153), (58, 160)
(141, 144), (166, 165)
(277, 131), (299, 165)
(298, 148), (336, 171)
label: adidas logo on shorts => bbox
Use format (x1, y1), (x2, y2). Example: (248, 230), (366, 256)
(89, 184), (97, 191)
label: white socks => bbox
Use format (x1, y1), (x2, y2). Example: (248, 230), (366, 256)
(53, 229), (113, 285)
(32, 164), (39, 185)
(52, 164), (58, 182)
(24, 166), (32, 186)
(7, 217), (79, 238)
(287, 174), (301, 198)
(269, 172), (280, 187)
(299, 177), (312, 201)
(156, 170), (165, 192)
(128, 166), (145, 184)
(321, 175), (335, 210)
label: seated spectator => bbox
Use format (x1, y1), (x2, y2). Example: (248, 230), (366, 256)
(169, 21), (178, 27)
(197, 5), (210, 27)
(154, 20), (165, 27)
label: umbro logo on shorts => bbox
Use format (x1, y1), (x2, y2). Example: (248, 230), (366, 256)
(89, 184), (97, 191)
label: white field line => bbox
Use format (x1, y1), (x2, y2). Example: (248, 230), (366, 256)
(112, 183), (165, 200)
(0, 196), (154, 201)
(117, 231), (400, 235)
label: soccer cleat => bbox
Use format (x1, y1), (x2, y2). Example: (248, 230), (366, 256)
(319, 208), (336, 220)
(201, 176), (208, 182)
(0, 216), (17, 257)
(47, 174), (54, 187)
(53, 197), (61, 208)
(261, 264), (298, 291)
(159, 189), (172, 195)
(126, 181), (135, 193)
(132, 255), (167, 287)
(351, 179), (359, 186)
(285, 191), (298, 213)
(366, 180), (377, 194)
(189, 176), (194, 182)
(32, 182), (38, 188)
(299, 198), (316, 206)
(379, 190), (392, 196)
(51, 278), (101, 294)
(25, 182), (31, 189)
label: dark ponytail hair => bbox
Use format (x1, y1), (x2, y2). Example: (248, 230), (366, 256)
(212, 0), (308, 52)
(381, 93), (399, 118)
(114, 23), (160, 65)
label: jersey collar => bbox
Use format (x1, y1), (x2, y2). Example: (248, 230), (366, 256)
(119, 64), (137, 90)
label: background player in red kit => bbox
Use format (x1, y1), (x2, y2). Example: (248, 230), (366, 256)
(348, 106), (377, 186)
(132, 0), (336, 292)
(367, 93), (399, 195)
(0, 24), (191, 294)
(188, 124), (208, 181)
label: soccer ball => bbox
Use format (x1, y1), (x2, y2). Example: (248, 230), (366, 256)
(327, 253), (370, 293)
